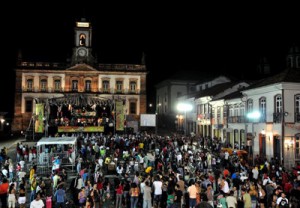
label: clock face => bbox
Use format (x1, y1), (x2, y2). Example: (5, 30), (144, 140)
(78, 48), (87, 57)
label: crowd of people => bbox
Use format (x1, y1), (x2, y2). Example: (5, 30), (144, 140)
(0, 132), (300, 208)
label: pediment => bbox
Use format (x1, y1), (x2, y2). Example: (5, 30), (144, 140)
(66, 64), (98, 71)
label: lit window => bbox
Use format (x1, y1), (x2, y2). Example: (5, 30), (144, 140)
(85, 80), (91, 92)
(72, 80), (78, 92)
(116, 81), (123, 93)
(27, 79), (33, 91)
(79, 33), (86, 46)
(54, 80), (61, 92)
(40, 79), (47, 92)
(103, 80), (109, 93)
(130, 81), (136, 93)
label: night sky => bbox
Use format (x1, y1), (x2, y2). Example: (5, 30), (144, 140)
(1, 5), (300, 116)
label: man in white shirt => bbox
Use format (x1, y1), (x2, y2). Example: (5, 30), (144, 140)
(30, 193), (45, 208)
(152, 176), (162, 207)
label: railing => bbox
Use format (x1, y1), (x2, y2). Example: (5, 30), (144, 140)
(228, 116), (246, 123)
(295, 112), (300, 123)
(273, 113), (283, 123)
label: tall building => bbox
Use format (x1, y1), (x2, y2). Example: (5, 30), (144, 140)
(12, 18), (147, 136)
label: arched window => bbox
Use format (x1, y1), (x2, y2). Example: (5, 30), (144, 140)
(130, 81), (136, 93)
(116, 81), (123, 93)
(102, 80), (110, 93)
(247, 99), (253, 113)
(79, 34), (86, 46)
(27, 79), (33, 91)
(40, 79), (47, 92)
(54, 80), (61, 92)
(72, 80), (78, 92)
(295, 94), (300, 122)
(275, 95), (282, 113)
(259, 97), (266, 122)
(240, 103), (245, 116)
(85, 80), (91, 92)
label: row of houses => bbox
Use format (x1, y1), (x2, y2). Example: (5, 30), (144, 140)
(156, 47), (300, 170)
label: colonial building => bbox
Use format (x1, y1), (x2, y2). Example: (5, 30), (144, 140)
(12, 19), (147, 136)
(166, 45), (300, 169)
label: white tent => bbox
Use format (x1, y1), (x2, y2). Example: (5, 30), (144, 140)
(36, 137), (77, 173)
(37, 137), (77, 146)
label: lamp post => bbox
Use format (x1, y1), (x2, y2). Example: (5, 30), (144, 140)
(246, 111), (261, 165)
(177, 103), (193, 136)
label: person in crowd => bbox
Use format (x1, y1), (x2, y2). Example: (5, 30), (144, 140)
(54, 184), (66, 208)
(143, 181), (152, 208)
(7, 183), (17, 208)
(30, 193), (44, 208)
(18, 182), (27, 208)
(129, 182), (139, 208)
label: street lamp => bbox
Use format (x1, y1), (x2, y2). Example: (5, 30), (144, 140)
(177, 103), (193, 136)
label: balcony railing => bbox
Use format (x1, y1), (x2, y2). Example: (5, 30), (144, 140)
(295, 112), (300, 123)
(228, 116), (245, 123)
(273, 112), (283, 123)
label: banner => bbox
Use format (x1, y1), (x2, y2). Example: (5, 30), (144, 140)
(35, 103), (44, 133)
(115, 100), (124, 131)
(58, 126), (104, 133)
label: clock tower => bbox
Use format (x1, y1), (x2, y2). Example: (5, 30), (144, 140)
(71, 18), (96, 65)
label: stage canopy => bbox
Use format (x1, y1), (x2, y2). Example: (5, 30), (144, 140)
(37, 137), (77, 146)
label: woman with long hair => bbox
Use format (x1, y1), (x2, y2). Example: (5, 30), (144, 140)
(7, 183), (17, 208)
(129, 182), (139, 208)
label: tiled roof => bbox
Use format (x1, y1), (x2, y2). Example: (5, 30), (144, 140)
(246, 68), (300, 89)
(188, 82), (238, 99)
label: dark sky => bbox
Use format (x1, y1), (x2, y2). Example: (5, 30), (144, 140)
(1, 5), (299, 115)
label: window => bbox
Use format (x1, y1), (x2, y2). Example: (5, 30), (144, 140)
(247, 99), (253, 113)
(72, 80), (78, 92)
(116, 81), (123, 93)
(129, 102), (136, 114)
(54, 80), (61, 92)
(129, 81), (136, 93)
(205, 83), (209, 89)
(296, 134), (300, 160)
(103, 80), (109, 93)
(295, 95), (300, 113)
(27, 79), (33, 91)
(234, 105), (239, 116)
(275, 95), (282, 112)
(79, 33), (86, 46)
(240, 103), (245, 116)
(223, 105), (228, 118)
(85, 80), (91, 92)
(259, 97), (266, 121)
(229, 105), (234, 117)
(211, 107), (215, 119)
(25, 100), (33, 113)
(217, 107), (221, 119)
(40, 79), (47, 92)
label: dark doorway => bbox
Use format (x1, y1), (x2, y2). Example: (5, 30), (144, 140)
(273, 135), (281, 161)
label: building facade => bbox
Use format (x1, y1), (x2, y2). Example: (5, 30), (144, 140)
(12, 19), (147, 135)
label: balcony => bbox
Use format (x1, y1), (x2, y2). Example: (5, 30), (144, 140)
(273, 113), (283, 123)
(295, 112), (300, 123)
(228, 116), (246, 123)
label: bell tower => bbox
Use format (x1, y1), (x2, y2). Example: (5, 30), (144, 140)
(71, 18), (96, 66)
